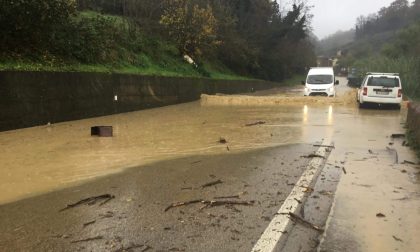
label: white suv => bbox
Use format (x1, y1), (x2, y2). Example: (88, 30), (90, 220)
(357, 72), (402, 109)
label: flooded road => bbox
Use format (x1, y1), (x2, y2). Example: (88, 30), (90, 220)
(0, 85), (342, 204)
(0, 77), (419, 252)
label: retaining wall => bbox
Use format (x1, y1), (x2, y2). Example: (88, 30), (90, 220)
(0, 71), (278, 131)
(407, 102), (420, 147)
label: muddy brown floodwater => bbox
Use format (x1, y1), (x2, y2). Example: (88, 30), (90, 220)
(0, 84), (343, 204)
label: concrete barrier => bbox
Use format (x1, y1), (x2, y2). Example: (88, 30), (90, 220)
(407, 102), (420, 148)
(0, 71), (278, 131)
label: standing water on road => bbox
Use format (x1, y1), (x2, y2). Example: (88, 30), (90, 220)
(0, 88), (339, 204)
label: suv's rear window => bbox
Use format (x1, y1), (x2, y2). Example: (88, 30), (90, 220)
(367, 77), (400, 87)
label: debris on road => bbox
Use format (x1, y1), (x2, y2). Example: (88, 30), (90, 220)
(391, 134), (405, 139)
(402, 160), (416, 165)
(287, 212), (324, 232)
(59, 194), (115, 212)
(301, 154), (325, 159)
(300, 186), (314, 193)
(164, 199), (254, 212)
(201, 200), (254, 208)
(313, 144), (335, 149)
(91, 126), (113, 137)
(376, 213), (386, 218)
(245, 121), (266, 127)
(319, 190), (333, 196)
(114, 244), (151, 252)
(392, 235), (404, 242)
(83, 220), (96, 228)
(342, 167), (347, 175)
(201, 179), (223, 189)
(70, 235), (103, 243)
(214, 194), (241, 199)
(164, 200), (203, 212)
(219, 137), (227, 144)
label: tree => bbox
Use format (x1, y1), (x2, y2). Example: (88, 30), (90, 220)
(159, 0), (218, 56)
(0, 0), (77, 54)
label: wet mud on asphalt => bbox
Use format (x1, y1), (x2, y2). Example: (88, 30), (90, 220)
(0, 144), (317, 252)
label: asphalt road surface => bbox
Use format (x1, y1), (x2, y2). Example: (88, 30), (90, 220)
(0, 77), (419, 252)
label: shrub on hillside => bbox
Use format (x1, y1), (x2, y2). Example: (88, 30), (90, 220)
(0, 0), (76, 54)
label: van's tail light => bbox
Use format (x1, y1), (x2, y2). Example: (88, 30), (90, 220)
(398, 89), (402, 97)
(363, 87), (368, 96)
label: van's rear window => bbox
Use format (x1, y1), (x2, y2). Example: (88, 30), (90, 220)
(367, 77), (399, 87)
(307, 75), (333, 84)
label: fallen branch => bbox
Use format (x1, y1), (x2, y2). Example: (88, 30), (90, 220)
(164, 199), (254, 212)
(288, 212), (324, 232)
(392, 235), (403, 242)
(60, 194), (115, 212)
(245, 121), (266, 127)
(201, 179), (223, 189)
(114, 244), (151, 252)
(70, 236), (103, 243)
(202, 200), (254, 208)
(313, 144), (335, 149)
(301, 154), (325, 159)
(214, 195), (240, 199)
(164, 199), (203, 212)
(83, 220), (96, 227)
(342, 167), (347, 175)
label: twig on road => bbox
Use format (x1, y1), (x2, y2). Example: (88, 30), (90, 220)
(313, 144), (335, 149)
(288, 212), (324, 232)
(83, 220), (96, 228)
(164, 200), (203, 212)
(301, 154), (325, 159)
(70, 236), (103, 243)
(202, 200), (254, 208)
(201, 179), (223, 189)
(245, 121), (266, 127)
(392, 235), (404, 242)
(214, 195), (241, 199)
(59, 194), (115, 212)
(164, 199), (254, 212)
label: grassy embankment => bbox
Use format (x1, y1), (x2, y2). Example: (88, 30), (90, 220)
(0, 11), (250, 80)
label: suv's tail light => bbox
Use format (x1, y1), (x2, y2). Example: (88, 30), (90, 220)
(363, 87), (368, 96)
(398, 89), (402, 97)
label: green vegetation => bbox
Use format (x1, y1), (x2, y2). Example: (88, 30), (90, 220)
(407, 129), (420, 158)
(0, 0), (316, 81)
(319, 0), (420, 99)
(353, 56), (420, 99)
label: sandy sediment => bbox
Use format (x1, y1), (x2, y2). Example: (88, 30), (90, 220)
(201, 89), (358, 106)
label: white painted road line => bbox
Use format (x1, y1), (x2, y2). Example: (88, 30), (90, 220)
(251, 141), (331, 252)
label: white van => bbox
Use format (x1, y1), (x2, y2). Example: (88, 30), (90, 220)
(302, 67), (339, 97)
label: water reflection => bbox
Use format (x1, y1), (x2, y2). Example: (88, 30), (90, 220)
(303, 105), (308, 125)
(328, 105), (334, 125)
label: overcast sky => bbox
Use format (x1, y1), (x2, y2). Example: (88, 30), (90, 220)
(306, 0), (405, 39)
